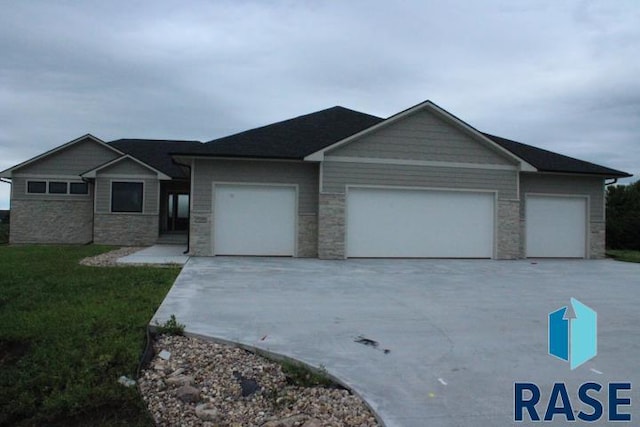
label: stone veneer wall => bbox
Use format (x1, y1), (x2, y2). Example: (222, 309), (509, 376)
(496, 200), (520, 259)
(189, 213), (212, 256)
(589, 222), (605, 259)
(297, 214), (318, 257)
(10, 199), (93, 244)
(94, 214), (158, 246)
(318, 193), (345, 259)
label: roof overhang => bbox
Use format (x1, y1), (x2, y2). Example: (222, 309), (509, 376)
(171, 153), (305, 164)
(0, 134), (124, 178)
(304, 100), (538, 172)
(81, 154), (172, 180)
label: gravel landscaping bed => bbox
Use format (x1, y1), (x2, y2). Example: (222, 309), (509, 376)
(139, 335), (380, 427)
(79, 246), (146, 266)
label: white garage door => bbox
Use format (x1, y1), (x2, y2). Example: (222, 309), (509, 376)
(213, 184), (296, 256)
(526, 195), (587, 258)
(346, 187), (495, 258)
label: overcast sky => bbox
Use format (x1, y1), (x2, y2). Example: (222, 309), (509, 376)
(1, 0), (639, 209)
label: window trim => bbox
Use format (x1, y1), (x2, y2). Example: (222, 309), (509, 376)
(25, 179), (89, 196)
(110, 180), (145, 214)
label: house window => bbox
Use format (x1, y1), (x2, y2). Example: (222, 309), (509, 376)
(111, 181), (143, 213)
(48, 181), (68, 194)
(27, 181), (46, 193)
(70, 182), (89, 194)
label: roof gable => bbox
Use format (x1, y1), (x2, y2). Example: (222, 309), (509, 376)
(324, 106), (517, 166)
(81, 154), (171, 180)
(0, 134), (122, 178)
(305, 101), (534, 171)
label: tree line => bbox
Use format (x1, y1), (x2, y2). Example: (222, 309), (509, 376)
(606, 180), (640, 250)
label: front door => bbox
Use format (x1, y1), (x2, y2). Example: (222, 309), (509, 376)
(167, 192), (189, 231)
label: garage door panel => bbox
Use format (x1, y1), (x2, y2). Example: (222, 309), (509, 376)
(213, 185), (296, 256)
(347, 188), (494, 258)
(526, 196), (586, 258)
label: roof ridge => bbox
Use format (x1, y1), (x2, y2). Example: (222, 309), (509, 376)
(207, 106), (382, 144)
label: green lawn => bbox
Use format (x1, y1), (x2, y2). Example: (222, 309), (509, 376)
(0, 245), (180, 426)
(606, 249), (640, 263)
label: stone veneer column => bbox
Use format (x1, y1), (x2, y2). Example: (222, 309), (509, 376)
(297, 214), (318, 258)
(589, 222), (605, 259)
(496, 200), (521, 259)
(318, 193), (345, 259)
(189, 213), (212, 256)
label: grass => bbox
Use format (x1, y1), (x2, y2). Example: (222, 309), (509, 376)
(0, 245), (180, 426)
(0, 224), (8, 244)
(606, 249), (640, 263)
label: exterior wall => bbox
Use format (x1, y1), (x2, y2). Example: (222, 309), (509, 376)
(93, 161), (161, 246)
(95, 177), (159, 214)
(327, 109), (514, 165)
(520, 173), (606, 259)
(318, 193), (345, 259)
(10, 199), (93, 244)
(190, 159), (318, 256)
(94, 214), (158, 246)
(14, 137), (119, 175)
(322, 162), (518, 199)
(298, 214), (318, 258)
(497, 200), (520, 259)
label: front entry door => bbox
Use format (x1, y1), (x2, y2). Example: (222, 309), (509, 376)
(167, 193), (189, 231)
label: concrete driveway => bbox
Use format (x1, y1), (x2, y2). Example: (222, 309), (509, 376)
(152, 258), (640, 426)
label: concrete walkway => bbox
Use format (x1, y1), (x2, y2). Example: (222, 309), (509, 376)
(117, 244), (190, 265)
(152, 257), (640, 426)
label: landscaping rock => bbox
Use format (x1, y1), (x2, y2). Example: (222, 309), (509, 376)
(138, 335), (380, 426)
(176, 384), (201, 403)
(166, 375), (194, 386)
(195, 402), (221, 422)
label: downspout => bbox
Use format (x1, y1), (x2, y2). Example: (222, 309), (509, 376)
(605, 178), (618, 186)
(82, 177), (95, 244)
(183, 162), (191, 255)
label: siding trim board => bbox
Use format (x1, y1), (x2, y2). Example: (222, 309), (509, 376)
(325, 155), (518, 171)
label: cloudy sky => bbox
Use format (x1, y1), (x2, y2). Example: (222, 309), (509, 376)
(1, 0), (639, 209)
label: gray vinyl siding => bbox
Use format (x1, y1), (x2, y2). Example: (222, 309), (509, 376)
(13, 138), (119, 176)
(322, 161), (518, 199)
(520, 173), (605, 221)
(95, 176), (159, 214)
(327, 110), (513, 165)
(98, 158), (157, 176)
(192, 159), (318, 213)
(11, 176), (93, 201)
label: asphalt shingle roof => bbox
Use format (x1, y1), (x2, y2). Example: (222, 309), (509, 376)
(483, 133), (631, 177)
(174, 106), (385, 159)
(108, 106), (630, 179)
(108, 139), (202, 178)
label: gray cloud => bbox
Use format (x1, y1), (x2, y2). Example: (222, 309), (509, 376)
(2, 0), (639, 208)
